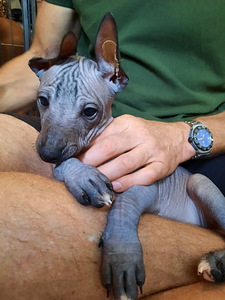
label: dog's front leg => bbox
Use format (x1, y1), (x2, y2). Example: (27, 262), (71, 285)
(53, 157), (114, 208)
(100, 184), (158, 300)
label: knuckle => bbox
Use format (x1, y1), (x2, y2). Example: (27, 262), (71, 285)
(121, 114), (133, 121)
(119, 156), (136, 173)
(138, 126), (149, 138)
(101, 139), (117, 157)
(147, 165), (161, 182)
(120, 114), (136, 125)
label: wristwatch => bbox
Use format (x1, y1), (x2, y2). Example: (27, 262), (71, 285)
(184, 121), (214, 159)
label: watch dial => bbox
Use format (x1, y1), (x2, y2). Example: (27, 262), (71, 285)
(197, 128), (212, 148)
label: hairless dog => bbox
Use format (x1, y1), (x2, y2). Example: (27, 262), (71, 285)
(29, 13), (225, 300)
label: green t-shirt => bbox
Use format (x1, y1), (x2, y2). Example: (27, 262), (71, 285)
(45, 0), (225, 121)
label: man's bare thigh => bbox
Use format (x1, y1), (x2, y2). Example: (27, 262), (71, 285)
(0, 172), (225, 299)
(0, 114), (52, 177)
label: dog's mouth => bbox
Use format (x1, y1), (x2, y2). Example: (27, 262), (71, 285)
(56, 144), (79, 165)
(38, 144), (79, 166)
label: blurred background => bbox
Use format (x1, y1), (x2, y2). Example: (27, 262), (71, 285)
(0, 0), (43, 66)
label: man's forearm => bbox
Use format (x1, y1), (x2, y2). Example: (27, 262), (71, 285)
(0, 51), (40, 112)
(0, 1), (77, 112)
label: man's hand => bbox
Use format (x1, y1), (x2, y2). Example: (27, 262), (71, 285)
(79, 114), (195, 192)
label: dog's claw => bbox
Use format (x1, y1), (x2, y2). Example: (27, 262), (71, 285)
(82, 192), (90, 205)
(106, 181), (113, 191)
(105, 284), (111, 298)
(137, 281), (143, 294)
(99, 237), (104, 248)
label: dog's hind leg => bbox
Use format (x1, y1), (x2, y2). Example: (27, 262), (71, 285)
(187, 174), (225, 283)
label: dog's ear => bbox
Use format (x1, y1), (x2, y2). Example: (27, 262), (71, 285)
(29, 32), (77, 79)
(95, 13), (128, 92)
(58, 32), (77, 58)
(28, 57), (52, 79)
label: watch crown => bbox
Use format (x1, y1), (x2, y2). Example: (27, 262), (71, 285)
(188, 137), (193, 143)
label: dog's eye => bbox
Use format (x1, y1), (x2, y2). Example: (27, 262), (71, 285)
(83, 107), (98, 119)
(38, 96), (49, 107)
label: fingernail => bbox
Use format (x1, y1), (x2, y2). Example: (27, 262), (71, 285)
(112, 181), (122, 192)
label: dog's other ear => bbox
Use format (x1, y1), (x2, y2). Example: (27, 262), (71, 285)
(28, 57), (52, 79)
(58, 32), (77, 58)
(29, 32), (77, 79)
(95, 12), (128, 92)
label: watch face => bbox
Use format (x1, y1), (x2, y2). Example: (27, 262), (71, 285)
(194, 127), (213, 150)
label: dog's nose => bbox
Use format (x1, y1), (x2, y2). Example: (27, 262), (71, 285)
(38, 148), (62, 164)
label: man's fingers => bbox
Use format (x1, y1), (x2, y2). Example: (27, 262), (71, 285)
(80, 133), (135, 167)
(79, 115), (140, 166)
(97, 146), (150, 182)
(111, 162), (166, 193)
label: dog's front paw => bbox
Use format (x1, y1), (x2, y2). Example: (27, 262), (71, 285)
(54, 158), (114, 208)
(198, 249), (225, 282)
(100, 237), (145, 300)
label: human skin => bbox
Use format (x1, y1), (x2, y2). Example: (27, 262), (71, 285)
(148, 282), (225, 300)
(0, 114), (52, 177)
(0, 114), (225, 299)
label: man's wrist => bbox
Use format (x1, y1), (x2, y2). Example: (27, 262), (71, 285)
(171, 122), (195, 163)
(180, 122), (196, 161)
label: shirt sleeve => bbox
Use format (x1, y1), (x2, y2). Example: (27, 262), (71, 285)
(44, 0), (74, 9)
